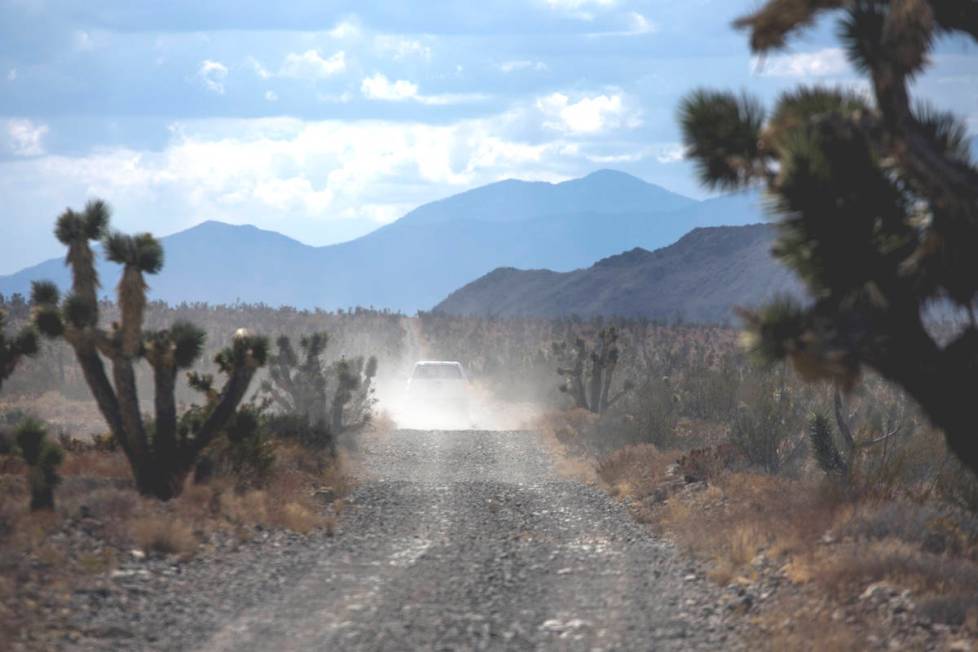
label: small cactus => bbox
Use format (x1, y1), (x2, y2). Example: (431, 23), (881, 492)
(15, 419), (63, 511)
(809, 412), (848, 477)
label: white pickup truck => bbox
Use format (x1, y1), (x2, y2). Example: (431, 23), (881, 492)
(404, 361), (471, 426)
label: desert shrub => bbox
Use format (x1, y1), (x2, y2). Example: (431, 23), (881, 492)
(937, 456), (978, 514)
(675, 444), (744, 483)
(675, 354), (741, 424)
(618, 376), (679, 449)
(192, 403), (275, 489)
(729, 369), (809, 474)
(595, 444), (674, 499)
(916, 595), (978, 627)
(838, 501), (978, 560)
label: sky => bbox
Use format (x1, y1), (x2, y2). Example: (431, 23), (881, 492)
(0, 0), (975, 274)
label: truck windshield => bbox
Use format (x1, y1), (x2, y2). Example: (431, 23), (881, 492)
(413, 364), (463, 379)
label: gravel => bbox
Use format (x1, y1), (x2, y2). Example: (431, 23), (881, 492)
(64, 430), (749, 651)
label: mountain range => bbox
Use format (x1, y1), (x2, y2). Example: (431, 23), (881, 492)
(0, 170), (766, 313)
(434, 224), (804, 323)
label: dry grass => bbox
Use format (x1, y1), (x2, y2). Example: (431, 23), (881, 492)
(59, 449), (131, 478)
(130, 516), (197, 557)
(595, 443), (674, 499)
(658, 473), (848, 573)
(809, 539), (978, 600)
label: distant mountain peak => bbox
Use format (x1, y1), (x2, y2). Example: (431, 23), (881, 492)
(187, 220), (259, 232)
(579, 168), (641, 181)
(394, 169), (696, 228)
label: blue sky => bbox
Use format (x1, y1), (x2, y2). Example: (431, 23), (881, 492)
(0, 0), (975, 273)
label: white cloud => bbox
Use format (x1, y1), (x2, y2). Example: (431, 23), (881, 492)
(755, 48), (849, 77)
(317, 91), (354, 104)
(361, 74), (420, 101)
(280, 50), (346, 80)
(536, 92), (640, 134)
(417, 92), (490, 106)
(654, 143), (686, 163)
(585, 10), (656, 37)
(328, 19), (361, 40)
(6, 69), (15, 81)
(247, 57), (272, 80)
(360, 74), (487, 105)
(499, 60), (549, 73)
(264, 90), (278, 102)
(584, 143), (685, 164)
(197, 60), (229, 94)
(7, 119), (48, 156)
(376, 36), (432, 61)
(587, 151), (643, 164)
(626, 12), (655, 35)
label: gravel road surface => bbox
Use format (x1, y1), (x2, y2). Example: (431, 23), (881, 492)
(70, 430), (746, 650)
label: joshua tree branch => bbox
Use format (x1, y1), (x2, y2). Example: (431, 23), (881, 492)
(189, 363), (260, 458)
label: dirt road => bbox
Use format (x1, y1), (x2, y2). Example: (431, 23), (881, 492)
(71, 430), (746, 650)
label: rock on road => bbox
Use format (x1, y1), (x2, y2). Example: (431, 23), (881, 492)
(71, 430), (746, 651)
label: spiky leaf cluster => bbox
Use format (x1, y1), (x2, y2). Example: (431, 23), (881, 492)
(679, 90), (766, 190)
(104, 231), (164, 274)
(54, 200), (110, 245)
(216, 331), (269, 374)
(63, 293), (98, 329)
(144, 321), (206, 369)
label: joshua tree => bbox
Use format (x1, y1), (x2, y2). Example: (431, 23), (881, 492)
(31, 200), (268, 499)
(679, 1), (978, 473)
(554, 327), (633, 414)
(15, 419), (63, 511)
(263, 333), (331, 426)
(0, 310), (38, 390)
(261, 332), (378, 443)
(330, 355), (378, 433)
